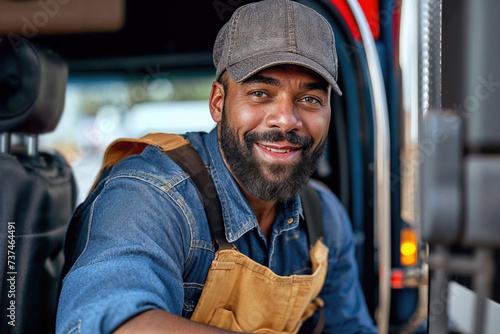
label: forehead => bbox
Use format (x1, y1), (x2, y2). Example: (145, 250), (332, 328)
(247, 65), (328, 84)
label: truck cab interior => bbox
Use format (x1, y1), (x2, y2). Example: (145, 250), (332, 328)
(1, 0), (500, 333)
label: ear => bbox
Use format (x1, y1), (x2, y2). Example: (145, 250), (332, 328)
(209, 81), (225, 123)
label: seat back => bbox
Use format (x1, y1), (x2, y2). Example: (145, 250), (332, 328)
(0, 38), (75, 334)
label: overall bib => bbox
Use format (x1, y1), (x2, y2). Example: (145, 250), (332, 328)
(94, 133), (329, 333)
(190, 240), (328, 333)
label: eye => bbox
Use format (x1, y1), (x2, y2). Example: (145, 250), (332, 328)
(301, 96), (322, 105)
(250, 91), (268, 98)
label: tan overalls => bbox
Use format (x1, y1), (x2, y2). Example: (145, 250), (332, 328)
(96, 133), (329, 333)
(190, 241), (328, 333)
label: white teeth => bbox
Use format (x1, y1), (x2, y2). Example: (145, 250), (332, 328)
(259, 144), (293, 153)
(267, 147), (291, 153)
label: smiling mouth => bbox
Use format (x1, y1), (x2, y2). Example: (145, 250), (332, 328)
(257, 143), (301, 154)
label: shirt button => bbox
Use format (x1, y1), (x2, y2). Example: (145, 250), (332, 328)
(287, 218), (294, 224)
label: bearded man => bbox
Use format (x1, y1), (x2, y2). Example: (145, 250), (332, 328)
(56, 1), (377, 333)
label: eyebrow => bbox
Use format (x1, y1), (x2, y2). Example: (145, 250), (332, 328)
(242, 76), (280, 87)
(242, 75), (329, 93)
(301, 82), (329, 94)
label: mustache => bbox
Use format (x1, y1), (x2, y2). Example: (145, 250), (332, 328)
(244, 130), (314, 151)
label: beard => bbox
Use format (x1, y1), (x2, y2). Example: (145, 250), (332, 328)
(219, 106), (327, 203)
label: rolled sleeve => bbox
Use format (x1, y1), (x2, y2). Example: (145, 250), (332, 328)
(56, 175), (192, 334)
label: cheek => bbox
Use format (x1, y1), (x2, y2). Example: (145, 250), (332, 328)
(227, 102), (266, 135)
(304, 112), (330, 142)
(238, 110), (261, 126)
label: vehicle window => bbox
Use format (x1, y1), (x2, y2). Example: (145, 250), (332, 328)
(40, 71), (216, 203)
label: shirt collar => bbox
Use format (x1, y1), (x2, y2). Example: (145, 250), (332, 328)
(203, 128), (304, 242)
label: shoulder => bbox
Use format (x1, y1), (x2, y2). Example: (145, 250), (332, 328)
(95, 131), (212, 211)
(308, 180), (353, 259)
(95, 136), (212, 237)
(64, 133), (215, 273)
(308, 179), (348, 222)
(102, 131), (210, 190)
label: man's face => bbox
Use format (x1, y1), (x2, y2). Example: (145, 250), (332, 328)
(210, 65), (331, 203)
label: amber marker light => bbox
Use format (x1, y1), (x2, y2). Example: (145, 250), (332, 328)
(400, 228), (418, 266)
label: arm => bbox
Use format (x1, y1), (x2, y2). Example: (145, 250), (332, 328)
(114, 310), (244, 334)
(57, 174), (232, 334)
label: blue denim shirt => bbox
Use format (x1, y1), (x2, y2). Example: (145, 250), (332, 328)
(56, 129), (377, 334)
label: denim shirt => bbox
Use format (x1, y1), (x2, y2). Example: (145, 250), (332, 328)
(56, 128), (377, 334)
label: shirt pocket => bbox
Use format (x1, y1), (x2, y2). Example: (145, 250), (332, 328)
(182, 282), (204, 318)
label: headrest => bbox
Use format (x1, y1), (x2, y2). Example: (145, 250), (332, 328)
(0, 39), (68, 134)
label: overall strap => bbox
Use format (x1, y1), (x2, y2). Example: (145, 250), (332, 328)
(93, 133), (232, 250)
(299, 180), (326, 334)
(89, 133), (189, 193)
(165, 145), (233, 251)
(300, 181), (324, 245)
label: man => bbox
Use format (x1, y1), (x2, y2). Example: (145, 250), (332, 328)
(56, 0), (377, 333)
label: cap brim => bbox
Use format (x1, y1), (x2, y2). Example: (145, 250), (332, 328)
(227, 52), (342, 96)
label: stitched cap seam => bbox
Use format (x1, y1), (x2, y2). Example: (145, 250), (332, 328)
(287, 0), (297, 52)
(227, 6), (244, 67)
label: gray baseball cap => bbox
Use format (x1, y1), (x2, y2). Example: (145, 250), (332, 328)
(213, 0), (342, 96)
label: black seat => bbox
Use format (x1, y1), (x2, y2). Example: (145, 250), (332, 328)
(0, 39), (76, 334)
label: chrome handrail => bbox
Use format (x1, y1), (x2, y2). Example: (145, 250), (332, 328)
(344, 1), (392, 333)
(396, 0), (431, 332)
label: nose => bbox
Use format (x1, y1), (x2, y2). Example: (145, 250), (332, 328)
(264, 98), (302, 133)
